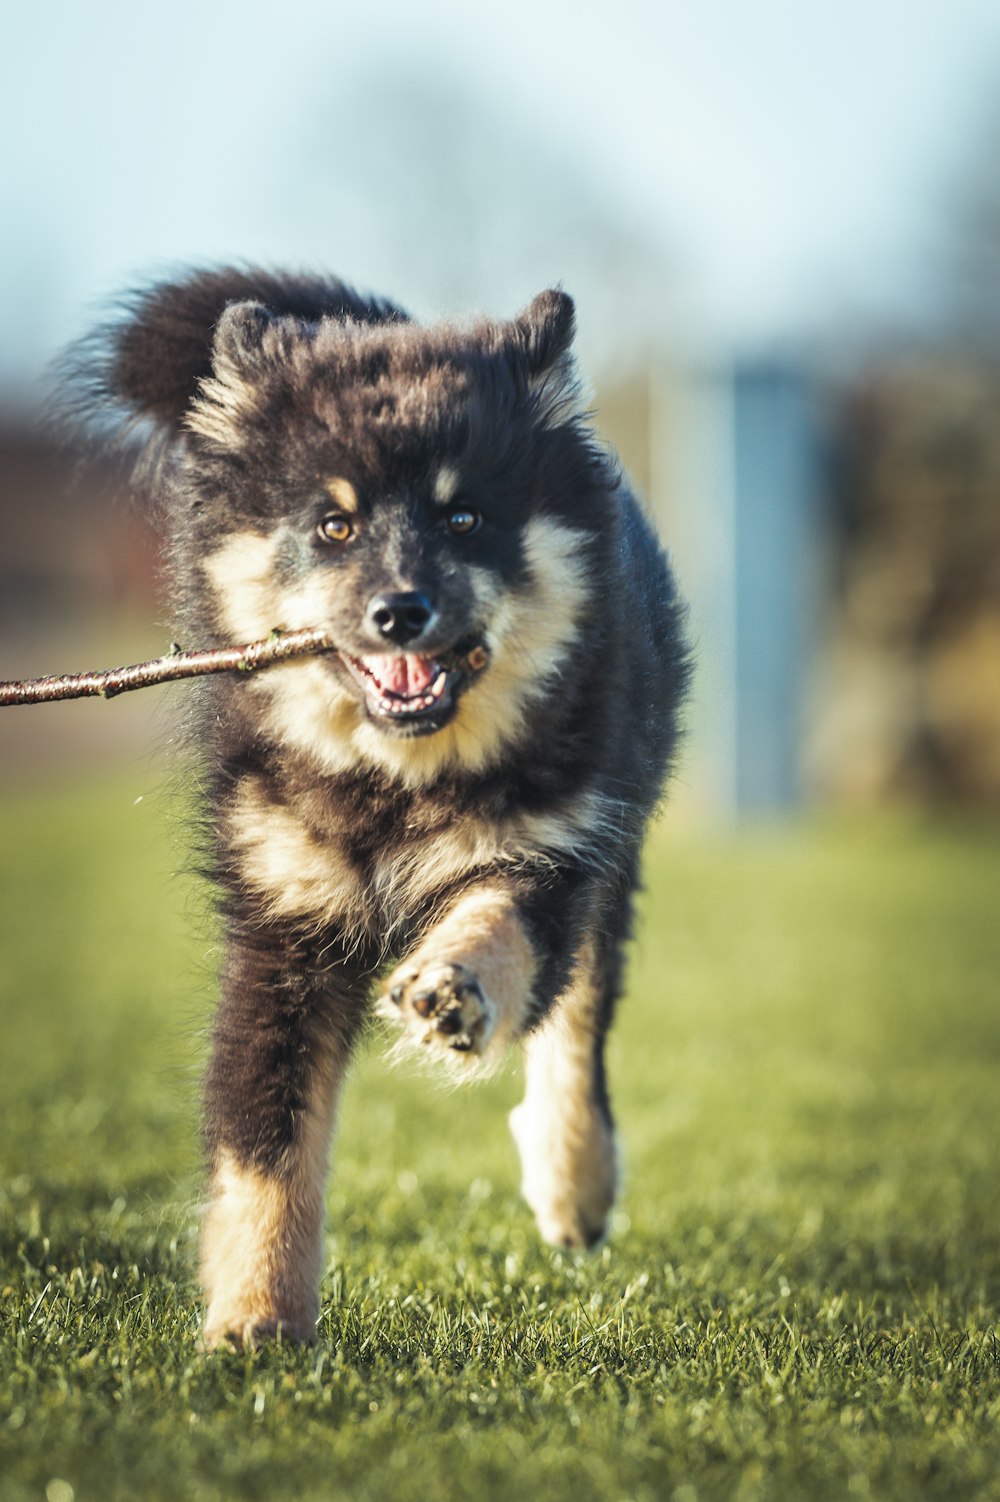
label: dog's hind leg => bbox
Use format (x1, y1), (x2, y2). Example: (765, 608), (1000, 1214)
(509, 934), (619, 1249)
(200, 924), (369, 1348)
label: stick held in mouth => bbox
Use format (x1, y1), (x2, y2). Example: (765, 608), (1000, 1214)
(0, 632), (492, 708)
(0, 627), (336, 707)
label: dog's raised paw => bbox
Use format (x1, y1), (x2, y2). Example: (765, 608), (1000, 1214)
(384, 961), (496, 1056)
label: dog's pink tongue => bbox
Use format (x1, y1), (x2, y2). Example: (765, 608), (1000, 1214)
(363, 655), (437, 697)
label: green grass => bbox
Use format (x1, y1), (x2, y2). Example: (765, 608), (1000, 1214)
(1, 773), (998, 1501)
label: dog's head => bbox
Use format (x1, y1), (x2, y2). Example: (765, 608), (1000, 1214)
(74, 272), (614, 782)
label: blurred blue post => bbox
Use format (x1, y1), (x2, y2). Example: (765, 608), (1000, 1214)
(651, 361), (822, 819)
(731, 363), (821, 811)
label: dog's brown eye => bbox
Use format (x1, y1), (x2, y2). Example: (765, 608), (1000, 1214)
(318, 514), (353, 544)
(447, 508), (481, 536)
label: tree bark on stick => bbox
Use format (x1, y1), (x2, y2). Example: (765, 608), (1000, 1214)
(0, 628), (335, 707)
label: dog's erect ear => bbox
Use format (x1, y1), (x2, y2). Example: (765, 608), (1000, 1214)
(504, 289), (581, 426)
(190, 301), (310, 450)
(211, 300), (274, 371)
(512, 289), (576, 377)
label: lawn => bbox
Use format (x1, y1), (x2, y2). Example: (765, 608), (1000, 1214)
(1, 771), (998, 1501)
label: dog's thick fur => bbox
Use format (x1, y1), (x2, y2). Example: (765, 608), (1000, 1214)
(68, 268), (690, 1346)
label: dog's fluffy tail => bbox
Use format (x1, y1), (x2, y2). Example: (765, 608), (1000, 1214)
(53, 266), (409, 489)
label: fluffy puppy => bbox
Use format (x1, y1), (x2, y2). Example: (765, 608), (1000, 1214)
(68, 269), (690, 1346)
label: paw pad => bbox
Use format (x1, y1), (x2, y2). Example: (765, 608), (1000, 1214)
(384, 961), (494, 1055)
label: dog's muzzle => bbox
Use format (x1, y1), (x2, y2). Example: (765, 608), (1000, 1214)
(337, 642), (490, 735)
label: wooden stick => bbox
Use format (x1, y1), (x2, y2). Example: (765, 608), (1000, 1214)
(0, 627), (335, 707)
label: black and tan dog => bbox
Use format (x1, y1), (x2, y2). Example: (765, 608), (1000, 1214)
(70, 269), (690, 1345)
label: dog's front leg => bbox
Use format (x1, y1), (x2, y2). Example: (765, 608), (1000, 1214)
(382, 884), (537, 1068)
(200, 923), (368, 1348)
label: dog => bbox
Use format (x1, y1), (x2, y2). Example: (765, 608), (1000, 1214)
(68, 268), (691, 1346)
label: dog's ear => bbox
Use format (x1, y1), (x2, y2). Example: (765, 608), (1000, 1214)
(505, 289), (582, 427)
(512, 289), (576, 377)
(189, 300), (312, 451)
(211, 300), (274, 372)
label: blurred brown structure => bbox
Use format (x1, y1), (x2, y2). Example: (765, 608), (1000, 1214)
(0, 419), (161, 619)
(812, 356), (1000, 806)
(0, 417), (168, 778)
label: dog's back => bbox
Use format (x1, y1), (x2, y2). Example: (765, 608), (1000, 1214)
(67, 268), (690, 1345)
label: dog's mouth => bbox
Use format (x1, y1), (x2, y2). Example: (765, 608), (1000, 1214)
(337, 643), (489, 734)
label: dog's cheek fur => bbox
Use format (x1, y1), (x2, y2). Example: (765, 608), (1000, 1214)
(201, 530), (285, 639)
(468, 513), (593, 739)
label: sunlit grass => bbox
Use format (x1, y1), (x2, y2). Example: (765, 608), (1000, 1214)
(1, 774), (998, 1501)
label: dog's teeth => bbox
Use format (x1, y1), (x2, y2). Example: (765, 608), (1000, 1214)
(369, 667), (453, 717)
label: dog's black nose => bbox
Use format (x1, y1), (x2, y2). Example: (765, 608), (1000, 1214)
(367, 591), (436, 646)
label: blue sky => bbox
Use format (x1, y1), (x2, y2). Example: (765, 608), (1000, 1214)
(3, 0), (1000, 383)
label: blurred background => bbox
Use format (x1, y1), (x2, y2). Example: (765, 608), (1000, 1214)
(2, 0), (1000, 817)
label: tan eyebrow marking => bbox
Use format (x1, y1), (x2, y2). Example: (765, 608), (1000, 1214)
(323, 477), (359, 513)
(433, 464), (461, 506)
